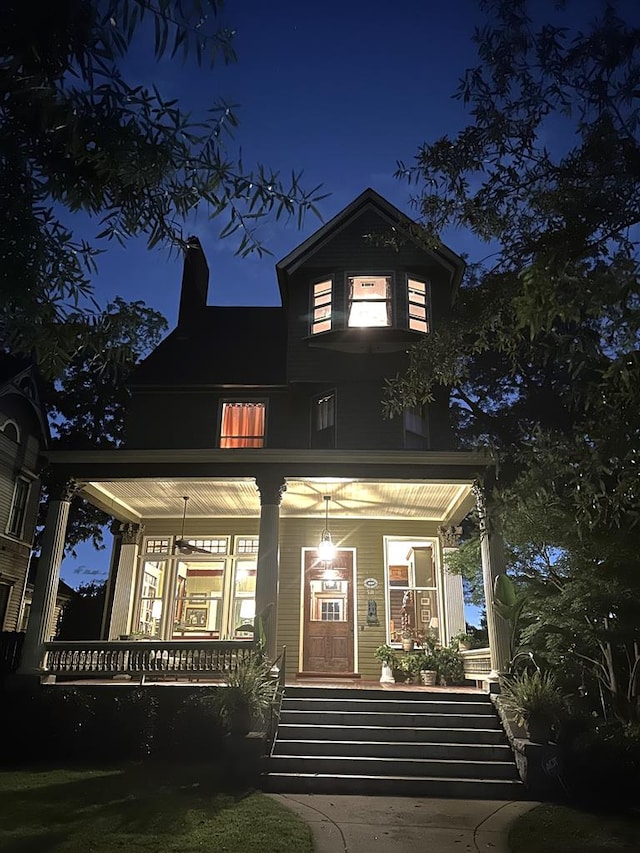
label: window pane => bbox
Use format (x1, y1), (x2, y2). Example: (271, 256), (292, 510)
(348, 275), (392, 327)
(312, 279), (332, 334)
(136, 560), (166, 637)
(408, 278), (429, 332)
(8, 478), (29, 537)
(220, 402), (265, 448)
(231, 559), (256, 636)
(173, 559), (224, 637)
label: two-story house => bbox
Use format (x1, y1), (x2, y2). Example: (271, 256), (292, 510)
(0, 355), (49, 633)
(21, 189), (510, 681)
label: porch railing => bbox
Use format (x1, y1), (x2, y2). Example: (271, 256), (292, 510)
(43, 639), (259, 679)
(460, 647), (492, 681)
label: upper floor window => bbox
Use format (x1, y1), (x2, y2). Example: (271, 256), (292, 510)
(347, 275), (392, 327)
(0, 420), (19, 442)
(311, 392), (336, 448)
(311, 279), (332, 334)
(403, 405), (429, 449)
(8, 477), (30, 539)
(407, 277), (430, 332)
(220, 402), (266, 448)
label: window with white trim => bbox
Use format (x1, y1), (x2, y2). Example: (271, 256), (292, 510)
(407, 277), (430, 332)
(347, 274), (392, 327)
(219, 401), (266, 448)
(7, 477), (30, 539)
(311, 279), (332, 334)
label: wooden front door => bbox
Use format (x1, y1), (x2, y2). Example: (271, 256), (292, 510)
(302, 549), (354, 673)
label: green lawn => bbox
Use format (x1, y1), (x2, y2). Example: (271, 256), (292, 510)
(510, 804), (640, 852)
(0, 765), (313, 853)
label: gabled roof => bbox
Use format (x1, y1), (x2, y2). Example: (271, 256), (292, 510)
(127, 306), (288, 388)
(0, 352), (51, 446)
(275, 187), (465, 302)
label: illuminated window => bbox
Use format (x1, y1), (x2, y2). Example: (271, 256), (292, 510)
(408, 277), (430, 332)
(311, 279), (332, 334)
(220, 402), (266, 448)
(347, 275), (392, 327)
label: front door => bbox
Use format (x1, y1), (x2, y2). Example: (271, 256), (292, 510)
(302, 549), (354, 673)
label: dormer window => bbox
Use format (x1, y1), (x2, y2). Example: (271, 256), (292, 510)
(311, 279), (332, 334)
(347, 274), (392, 327)
(219, 402), (266, 448)
(408, 277), (430, 332)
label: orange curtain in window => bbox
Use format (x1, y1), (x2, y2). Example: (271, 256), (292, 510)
(221, 403), (265, 447)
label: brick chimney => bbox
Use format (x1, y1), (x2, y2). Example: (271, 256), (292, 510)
(177, 237), (209, 327)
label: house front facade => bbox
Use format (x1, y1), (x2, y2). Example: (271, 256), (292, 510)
(20, 190), (511, 681)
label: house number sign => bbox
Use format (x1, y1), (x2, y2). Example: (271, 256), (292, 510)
(363, 578), (378, 589)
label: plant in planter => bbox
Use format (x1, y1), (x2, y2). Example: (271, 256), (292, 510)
(450, 631), (474, 652)
(499, 669), (567, 743)
(434, 645), (465, 686)
(219, 655), (277, 737)
(416, 650), (438, 686)
(398, 652), (422, 684)
(374, 643), (399, 683)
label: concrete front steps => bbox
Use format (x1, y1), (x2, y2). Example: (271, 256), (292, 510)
(263, 685), (525, 799)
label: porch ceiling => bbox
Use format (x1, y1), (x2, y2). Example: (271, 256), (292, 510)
(79, 478), (474, 524)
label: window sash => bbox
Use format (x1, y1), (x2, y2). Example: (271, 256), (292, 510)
(312, 279), (332, 334)
(8, 478), (29, 537)
(408, 278), (429, 332)
(220, 402), (265, 448)
(348, 275), (392, 327)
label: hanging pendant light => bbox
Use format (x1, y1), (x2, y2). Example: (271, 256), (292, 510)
(317, 495), (336, 561)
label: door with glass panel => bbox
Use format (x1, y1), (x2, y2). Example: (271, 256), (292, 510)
(302, 549), (354, 673)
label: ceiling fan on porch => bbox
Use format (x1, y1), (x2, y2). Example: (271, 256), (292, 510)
(173, 496), (213, 555)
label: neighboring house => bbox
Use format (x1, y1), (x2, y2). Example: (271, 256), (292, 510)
(21, 555), (76, 635)
(0, 355), (49, 632)
(23, 189), (511, 680)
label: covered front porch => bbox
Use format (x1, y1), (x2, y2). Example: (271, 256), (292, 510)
(20, 449), (510, 687)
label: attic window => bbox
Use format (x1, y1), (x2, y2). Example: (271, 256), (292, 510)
(348, 275), (392, 327)
(408, 277), (430, 332)
(220, 402), (266, 448)
(311, 279), (332, 334)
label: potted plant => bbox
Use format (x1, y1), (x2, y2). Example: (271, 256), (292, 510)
(499, 669), (567, 743)
(220, 655), (277, 737)
(450, 630), (474, 651)
(398, 652), (422, 684)
(374, 643), (398, 683)
(416, 650), (438, 686)
(434, 645), (465, 686)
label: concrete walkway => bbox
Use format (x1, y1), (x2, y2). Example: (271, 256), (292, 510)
(269, 793), (540, 853)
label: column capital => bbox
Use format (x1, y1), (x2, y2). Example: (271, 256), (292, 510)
(48, 475), (80, 503)
(119, 522), (144, 546)
(438, 524), (463, 549)
(255, 475), (287, 506)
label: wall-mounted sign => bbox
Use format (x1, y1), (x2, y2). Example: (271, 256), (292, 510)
(363, 577), (378, 589)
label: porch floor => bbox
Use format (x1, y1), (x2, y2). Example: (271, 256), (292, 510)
(45, 675), (484, 693)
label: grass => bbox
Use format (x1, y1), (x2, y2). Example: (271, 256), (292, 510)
(0, 764), (313, 853)
(509, 804), (640, 852)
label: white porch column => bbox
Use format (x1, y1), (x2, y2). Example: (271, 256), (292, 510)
(438, 525), (466, 641)
(18, 480), (76, 675)
(474, 482), (511, 682)
(255, 475), (286, 661)
(106, 523), (143, 639)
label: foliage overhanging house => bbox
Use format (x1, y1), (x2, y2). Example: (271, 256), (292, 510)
(20, 189), (511, 683)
